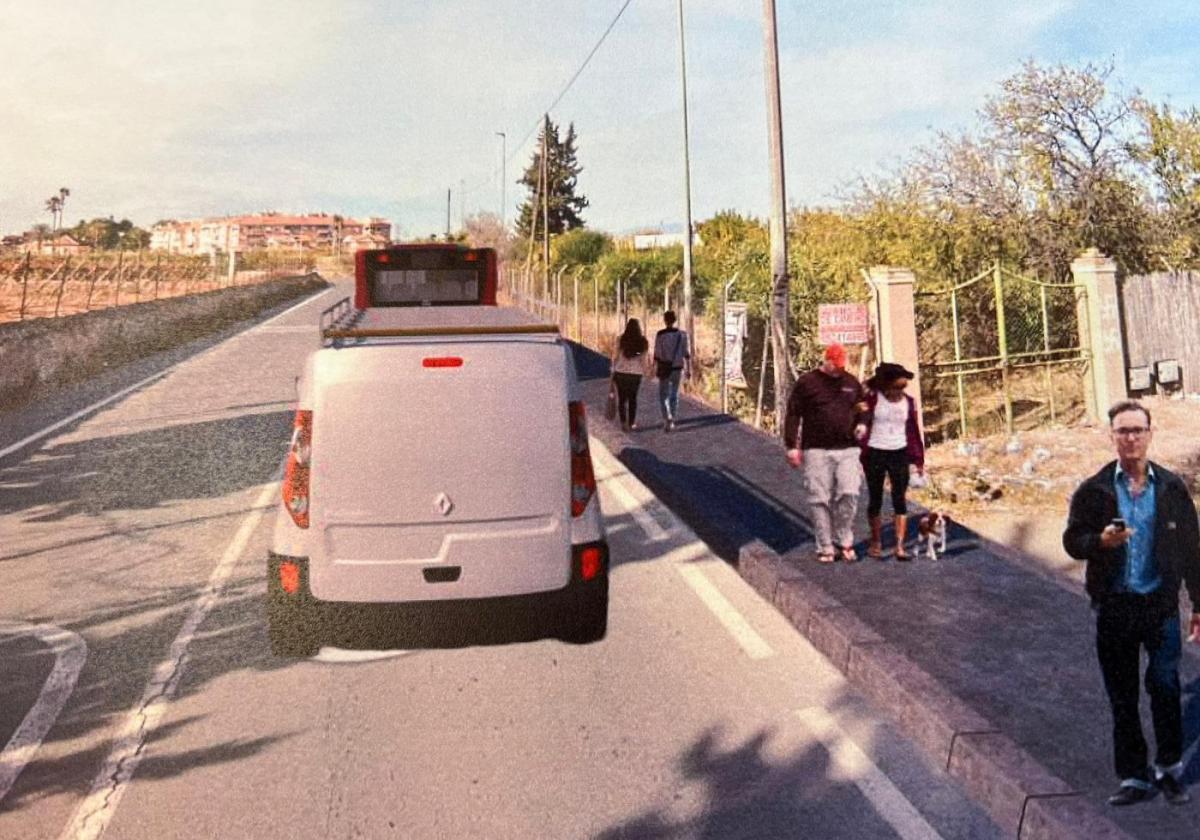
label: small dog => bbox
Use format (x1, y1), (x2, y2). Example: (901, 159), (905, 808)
(916, 511), (949, 560)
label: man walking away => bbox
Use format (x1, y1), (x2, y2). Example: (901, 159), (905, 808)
(653, 310), (690, 432)
(1063, 400), (1200, 807)
(783, 343), (868, 563)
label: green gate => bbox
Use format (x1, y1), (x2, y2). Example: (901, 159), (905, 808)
(914, 261), (1092, 441)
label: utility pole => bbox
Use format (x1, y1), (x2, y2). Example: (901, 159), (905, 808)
(496, 131), (507, 229)
(541, 113), (551, 299)
(676, 0), (695, 373)
(445, 188), (451, 240)
(762, 0), (791, 433)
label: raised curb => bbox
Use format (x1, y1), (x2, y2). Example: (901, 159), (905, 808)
(737, 538), (1133, 840)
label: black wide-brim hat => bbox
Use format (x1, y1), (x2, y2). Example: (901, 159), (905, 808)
(867, 362), (915, 389)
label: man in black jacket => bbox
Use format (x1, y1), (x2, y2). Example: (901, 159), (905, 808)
(1063, 400), (1200, 807)
(784, 343), (868, 562)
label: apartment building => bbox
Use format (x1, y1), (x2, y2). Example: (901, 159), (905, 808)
(150, 213), (392, 254)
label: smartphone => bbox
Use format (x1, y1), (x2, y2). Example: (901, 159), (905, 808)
(1111, 518), (1126, 532)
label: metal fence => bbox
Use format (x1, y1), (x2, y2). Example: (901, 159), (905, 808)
(499, 263), (791, 430)
(0, 250), (314, 323)
(914, 261), (1092, 441)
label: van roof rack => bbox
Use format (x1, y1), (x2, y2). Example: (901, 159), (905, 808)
(318, 297), (559, 345)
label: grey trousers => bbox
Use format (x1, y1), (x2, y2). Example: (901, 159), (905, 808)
(802, 447), (864, 551)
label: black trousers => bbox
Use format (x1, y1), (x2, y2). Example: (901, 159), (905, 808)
(865, 447), (910, 516)
(612, 373), (642, 425)
(1095, 595), (1183, 781)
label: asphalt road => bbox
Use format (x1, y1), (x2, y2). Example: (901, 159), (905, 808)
(0, 282), (1000, 840)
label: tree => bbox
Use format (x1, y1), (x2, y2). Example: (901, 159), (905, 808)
(552, 228), (611, 267)
(45, 196), (62, 231)
(463, 211), (516, 259)
(982, 60), (1153, 273)
(515, 118), (589, 238)
(1131, 99), (1200, 267)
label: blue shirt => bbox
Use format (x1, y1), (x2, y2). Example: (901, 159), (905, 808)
(1114, 463), (1159, 594)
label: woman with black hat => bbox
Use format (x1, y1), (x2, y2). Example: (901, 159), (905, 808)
(861, 362), (925, 559)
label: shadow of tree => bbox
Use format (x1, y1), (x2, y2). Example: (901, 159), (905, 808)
(595, 714), (902, 840)
(0, 410), (291, 521)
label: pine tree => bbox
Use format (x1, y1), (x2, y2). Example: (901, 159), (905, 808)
(515, 119), (589, 238)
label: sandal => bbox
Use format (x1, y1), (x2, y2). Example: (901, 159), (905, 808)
(814, 549), (836, 564)
(894, 547), (911, 561)
(867, 544), (883, 560)
(839, 545), (858, 563)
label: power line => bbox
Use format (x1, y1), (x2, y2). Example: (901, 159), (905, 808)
(462, 0), (637, 202)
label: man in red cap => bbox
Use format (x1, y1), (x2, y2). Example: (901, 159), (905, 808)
(784, 343), (869, 562)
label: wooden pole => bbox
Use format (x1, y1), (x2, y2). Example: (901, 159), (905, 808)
(18, 253), (31, 321)
(762, 0), (791, 433)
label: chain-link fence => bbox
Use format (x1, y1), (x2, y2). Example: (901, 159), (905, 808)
(499, 262), (795, 432)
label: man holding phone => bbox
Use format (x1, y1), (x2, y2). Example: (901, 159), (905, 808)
(1064, 400), (1200, 807)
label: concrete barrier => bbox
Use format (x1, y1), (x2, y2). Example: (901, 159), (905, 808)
(0, 273), (328, 410)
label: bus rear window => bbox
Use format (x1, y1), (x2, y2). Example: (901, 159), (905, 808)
(373, 269), (479, 305)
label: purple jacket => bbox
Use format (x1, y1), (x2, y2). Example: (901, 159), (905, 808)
(859, 391), (925, 469)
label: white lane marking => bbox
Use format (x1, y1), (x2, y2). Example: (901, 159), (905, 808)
(795, 708), (944, 840)
(591, 442), (670, 541)
(256, 325), (318, 334)
(313, 648), (414, 664)
(590, 438), (774, 660)
(58, 479), (279, 840)
(0, 371), (171, 461)
(253, 284), (337, 328)
(0, 285), (334, 463)
(676, 564), (775, 660)
(0, 623), (87, 805)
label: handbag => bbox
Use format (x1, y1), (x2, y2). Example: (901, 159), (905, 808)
(605, 382), (617, 420)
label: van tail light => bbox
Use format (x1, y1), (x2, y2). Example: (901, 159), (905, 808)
(279, 560), (302, 594)
(282, 410), (312, 529)
(568, 401), (596, 517)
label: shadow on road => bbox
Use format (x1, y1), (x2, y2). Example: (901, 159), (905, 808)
(0, 410), (291, 522)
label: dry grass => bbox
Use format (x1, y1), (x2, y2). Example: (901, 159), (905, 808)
(911, 394), (1200, 518)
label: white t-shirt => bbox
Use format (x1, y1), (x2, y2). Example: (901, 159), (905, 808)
(868, 395), (908, 450)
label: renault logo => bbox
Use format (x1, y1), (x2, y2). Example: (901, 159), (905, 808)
(434, 493), (454, 516)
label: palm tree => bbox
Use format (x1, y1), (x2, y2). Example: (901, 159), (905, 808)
(45, 196), (62, 232)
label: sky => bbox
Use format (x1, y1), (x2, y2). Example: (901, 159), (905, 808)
(2, 1), (1199, 240)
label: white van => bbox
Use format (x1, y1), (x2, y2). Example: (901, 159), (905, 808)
(267, 245), (608, 656)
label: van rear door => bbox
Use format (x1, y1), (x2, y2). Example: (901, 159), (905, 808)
(307, 336), (572, 602)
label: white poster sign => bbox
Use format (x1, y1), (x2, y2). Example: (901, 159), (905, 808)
(724, 302), (749, 388)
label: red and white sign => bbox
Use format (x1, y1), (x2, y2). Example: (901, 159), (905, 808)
(818, 303), (870, 345)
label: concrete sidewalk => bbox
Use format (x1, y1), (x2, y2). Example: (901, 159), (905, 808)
(574, 344), (1200, 840)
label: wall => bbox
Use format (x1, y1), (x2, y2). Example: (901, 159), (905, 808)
(1119, 271), (1200, 395)
(0, 273), (327, 411)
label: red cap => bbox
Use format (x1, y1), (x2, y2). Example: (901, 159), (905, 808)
(824, 343), (848, 368)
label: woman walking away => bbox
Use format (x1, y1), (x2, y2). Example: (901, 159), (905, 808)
(611, 318), (650, 431)
(861, 363), (925, 560)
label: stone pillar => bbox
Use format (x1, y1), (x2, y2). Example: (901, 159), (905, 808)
(868, 266), (923, 422)
(1070, 248), (1125, 423)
